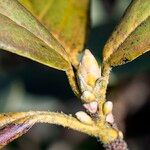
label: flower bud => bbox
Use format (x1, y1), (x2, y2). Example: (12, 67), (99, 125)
(118, 131), (123, 139)
(83, 101), (98, 114)
(75, 111), (94, 125)
(81, 91), (95, 102)
(106, 113), (114, 124)
(103, 101), (113, 115)
(77, 49), (101, 92)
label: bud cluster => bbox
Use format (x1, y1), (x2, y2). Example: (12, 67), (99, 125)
(77, 49), (101, 114)
(103, 101), (123, 139)
(74, 49), (124, 146)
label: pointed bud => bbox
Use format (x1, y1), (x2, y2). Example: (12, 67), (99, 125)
(81, 91), (95, 103)
(83, 101), (98, 114)
(106, 113), (114, 124)
(77, 49), (101, 92)
(103, 101), (113, 115)
(75, 111), (94, 125)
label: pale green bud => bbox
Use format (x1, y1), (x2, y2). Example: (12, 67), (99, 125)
(75, 111), (94, 125)
(77, 49), (101, 93)
(103, 101), (113, 115)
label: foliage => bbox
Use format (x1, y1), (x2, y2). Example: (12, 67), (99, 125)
(0, 0), (149, 149)
(103, 0), (150, 66)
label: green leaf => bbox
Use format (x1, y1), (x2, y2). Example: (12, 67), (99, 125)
(19, 0), (90, 67)
(0, 0), (70, 71)
(103, 0), (150, 67)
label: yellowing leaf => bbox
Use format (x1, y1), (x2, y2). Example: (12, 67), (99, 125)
(19, 0), (90, 67)
(103, 0), (150, 66)
(0, 0), (70, 71)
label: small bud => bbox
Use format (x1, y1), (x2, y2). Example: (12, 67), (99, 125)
(106, 113), (114, 124)
(75, 111), (94, 125)
(77, 49), (101, 92)
(103, 101), (113, 115)
(81, 91), (95, 103)
(118, 131), (124, 139)
(83, 101), (98, 114)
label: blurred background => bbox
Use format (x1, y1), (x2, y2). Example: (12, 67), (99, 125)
(1, 0), (150, 149)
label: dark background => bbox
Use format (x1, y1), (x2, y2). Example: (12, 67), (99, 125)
(1, 0), (150, 149)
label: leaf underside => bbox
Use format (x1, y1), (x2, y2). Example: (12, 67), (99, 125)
(19, 0), (90, 67)
(103, 0), (150, 67)
(0, 0), (70, 71)
(0, 118), (34, 149)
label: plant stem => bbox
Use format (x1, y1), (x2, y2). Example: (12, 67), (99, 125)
(32, 111), (99, 136)
(96, 63), (128, 149)
(97, 63), (111, 114)
(0, 111), (99, 137)
(101, 63), (111, 99)
(0, 110), (128, 149)
(66, 67), (80, 97)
